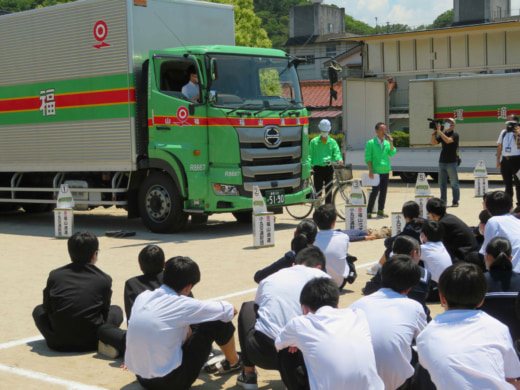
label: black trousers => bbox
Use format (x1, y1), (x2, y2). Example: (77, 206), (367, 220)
(32, 304), (123, 352)
(367, 173), (390, 213)
(238, 301), (308, 390)
(238, 301), (279, 370)
(313, 165), (334, 204)
(137, 320), (235, 390)
(501, 155), (520, 206)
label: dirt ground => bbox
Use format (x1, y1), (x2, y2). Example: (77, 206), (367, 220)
(0, 173), (501, 390)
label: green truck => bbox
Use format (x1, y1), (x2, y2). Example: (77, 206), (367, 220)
(0, 0), (310, 233)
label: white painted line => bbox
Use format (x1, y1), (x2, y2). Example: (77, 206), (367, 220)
(0, 363), (108, 390)
(208, 287), (257, 301)
(356, 262), (378, 269)
(0, 335), (43, 350)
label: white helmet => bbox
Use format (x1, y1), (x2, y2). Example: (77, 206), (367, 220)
(318, 119), (331, 132)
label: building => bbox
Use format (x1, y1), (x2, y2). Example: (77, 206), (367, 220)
(284, 1), (360, 81)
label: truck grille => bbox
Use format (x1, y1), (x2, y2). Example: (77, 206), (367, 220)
(236, 125), (303, 196)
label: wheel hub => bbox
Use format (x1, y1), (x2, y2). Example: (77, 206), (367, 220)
(146, 186), (171, 222)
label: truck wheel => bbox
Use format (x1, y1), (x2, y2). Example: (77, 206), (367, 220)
(139, 172), (188, 233)
(232, 211), (252, 223)
(399, 172), (418, 183)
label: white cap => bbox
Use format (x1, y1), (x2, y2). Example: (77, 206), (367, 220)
(318, 119), (331, 132)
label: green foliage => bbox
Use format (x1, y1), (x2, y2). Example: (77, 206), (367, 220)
(253, 0), (309, 49)
(259, 68), (282, 96)
(309, 133), (343, 150)
(431, 9), (453, 29)
(390, 131), (409, 147)
(344, 14), (374, 35)
(207, 0), (272, 48)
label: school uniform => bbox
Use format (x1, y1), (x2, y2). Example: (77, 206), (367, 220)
(420, 241), (452, 283)
(480, 214), (520, 272)
(275, 306), (384, 390)
(314, 230), (350, 288)
(417, 310), (520, 389)
(350, 288), (427, 390)
(125, 285), (235, 389)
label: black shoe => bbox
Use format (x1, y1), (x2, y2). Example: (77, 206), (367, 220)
(452, 203), (459, 207)
(237, 370), (258, 389)
(204, 352), (242, 374)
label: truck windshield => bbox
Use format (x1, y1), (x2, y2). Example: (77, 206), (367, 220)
(209, 54), (303, 111)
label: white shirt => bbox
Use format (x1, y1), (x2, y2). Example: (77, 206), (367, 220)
(350, 288), (427, 390)
(125, 285), (234, 379)
(275, 306), (384, 390)
(181, 81), (199, 100)
(497, 129), (520, 156)
(254, 265), (330, 341)
(417, 310), (520, 389)
(420, 241), (452, 283)
(314, 230), (350, 287)
(480, 214), (520, 272)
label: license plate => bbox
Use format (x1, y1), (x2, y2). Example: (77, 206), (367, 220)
(265, 189), (285, 206)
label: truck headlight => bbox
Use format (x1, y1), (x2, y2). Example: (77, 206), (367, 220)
(212, 183), (238, 196)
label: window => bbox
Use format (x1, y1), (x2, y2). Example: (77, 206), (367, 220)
(326, 44), (336, 58)
(328, 23), (334, 33)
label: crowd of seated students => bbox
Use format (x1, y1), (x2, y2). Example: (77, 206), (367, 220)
(31, 191), (520, 390)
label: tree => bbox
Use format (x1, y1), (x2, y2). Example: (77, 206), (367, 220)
(208, 0), (272, 48)
(431, 9), (453, 29)
(344, 14), (374, 35)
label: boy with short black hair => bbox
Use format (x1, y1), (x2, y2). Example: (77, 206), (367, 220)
(351, 255), (427, 389)
(417, 263), (520, 389)
(125, 256), (241, 390)
(32, 231), (124, 354)
(480, 190), (520, 272)
(420, 220), (452, 284)
(313, 204), (351, 289)
(124, 244), (165, 320)
(276, 278), (384, 390)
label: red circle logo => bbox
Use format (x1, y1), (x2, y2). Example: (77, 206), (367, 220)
(177, 107), (189, 121)
(93, 20), (108, 42)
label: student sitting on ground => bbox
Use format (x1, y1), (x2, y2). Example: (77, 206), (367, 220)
(313, 204), (351, 289)
(417, 263), (520, 389)
(275, 277), (384, 390)
(124, 245), (165, 320)
(363, 235), (432, 321)
(236, 247), (330, 390)
(480, 190), (520, 272)
(32, 231), (124, 356)
(125, 256), (241, 390)
(367, 200), (425, 275)
(254, 219), (318, 283)
(485, 237), (520, 293)
(351, 255), (427, 390)
(420, 220), (452, 302)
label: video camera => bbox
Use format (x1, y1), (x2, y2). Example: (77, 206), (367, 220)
(506, 121), (519, 133)
(427, 118), (444, 130)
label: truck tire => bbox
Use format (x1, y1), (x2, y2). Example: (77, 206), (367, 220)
(232, 211), (253, 223)
(398, 172), (418, 183)
(139, 172), (188, 233)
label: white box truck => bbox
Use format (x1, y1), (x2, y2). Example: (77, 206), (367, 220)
(0, 0), (311, 232)
(343, 73), (520, 182)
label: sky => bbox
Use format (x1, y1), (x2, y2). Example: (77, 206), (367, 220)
(325, 0), (520, 28)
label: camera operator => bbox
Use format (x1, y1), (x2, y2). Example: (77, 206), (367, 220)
(497, 114), (520, 207)
(431, 118), (460, 207)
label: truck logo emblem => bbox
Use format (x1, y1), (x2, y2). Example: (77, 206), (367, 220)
(264, 127), (282, 148)
(173, 106), (190, 126)
(93, 20), (110, 49)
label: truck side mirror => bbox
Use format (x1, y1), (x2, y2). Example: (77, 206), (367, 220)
(210, 58), (218, 81)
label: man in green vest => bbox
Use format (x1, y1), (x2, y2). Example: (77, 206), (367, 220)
(365, 122), (396, 218)
(308, 119), (343, 204)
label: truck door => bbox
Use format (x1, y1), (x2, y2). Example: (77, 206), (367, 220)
(344, 78), (388, 149)
(148, 55), (209, 199)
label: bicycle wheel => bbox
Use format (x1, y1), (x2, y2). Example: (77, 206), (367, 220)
(285, 202), (314, 219)
(333, 183), (350, 221)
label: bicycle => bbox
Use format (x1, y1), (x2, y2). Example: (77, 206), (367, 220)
(285, 163), (366, 220)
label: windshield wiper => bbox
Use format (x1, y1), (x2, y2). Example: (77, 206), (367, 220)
(226, 103), (264, 116)
(276, 101), (303, 117)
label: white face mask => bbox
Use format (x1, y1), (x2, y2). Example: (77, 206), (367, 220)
(444, 122), (451, 130)
(320, 131), (329, 139)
